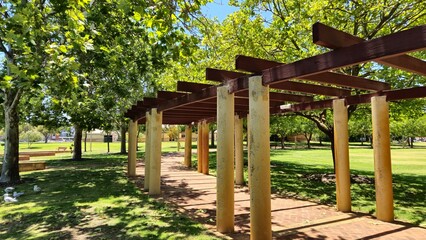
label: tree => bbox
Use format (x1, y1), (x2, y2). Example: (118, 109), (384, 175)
(0, 0), (92, 183)
(297, 116), (318, 149)
(20, 130), (43, 148)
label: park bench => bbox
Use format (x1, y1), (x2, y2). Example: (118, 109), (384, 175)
(57, 146), (67, 152)
(19, 155), (31, 161)
(20, 151), (56, 157)
(0, 161), (46, 172)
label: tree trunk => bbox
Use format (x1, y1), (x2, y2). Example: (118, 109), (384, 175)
(44, 134), (49, 143)
(73, 125), (83, 161)
(84, 131), (87, 152)
(306, 133), (312, 149)
(280, 135), (285, 149)
(210, 129), (215, 147)
(0, 90), (21, 183)
(120, 124), (127, 154)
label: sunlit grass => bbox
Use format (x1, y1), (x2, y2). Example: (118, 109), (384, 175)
(0, 152), (219, 240)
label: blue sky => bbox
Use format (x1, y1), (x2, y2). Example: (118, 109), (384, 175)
(201, 0), (239, 21)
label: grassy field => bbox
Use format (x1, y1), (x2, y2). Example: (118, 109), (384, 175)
(0, 140), (424, 239)
(0, 151), (219, 240)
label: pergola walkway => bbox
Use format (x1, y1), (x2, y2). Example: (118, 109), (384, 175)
(133, 153), (425, 240)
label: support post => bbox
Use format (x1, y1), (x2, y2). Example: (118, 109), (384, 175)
(184, 125), (192, 167)
(202, 121), (210, 174)
(149, 108), (163, 195)
(247, 114), (251, 188)
(249, 76), (271, 240)
(235, 115), (244, 185)
(371, 96), (394, 222)
(197, 121), (203, 173)
(333, 99), (351, 212)
(127, 119), (137, 177)
(144, 110), (151, 191)
(216, 85), (235, 233)
(177, 132), (181, 152)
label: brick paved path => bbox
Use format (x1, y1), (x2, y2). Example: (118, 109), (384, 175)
(134, 153), (425, 239)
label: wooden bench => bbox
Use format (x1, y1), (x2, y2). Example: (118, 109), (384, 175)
(19, 155), (31, 161)
(57, 147), (67, 152)
(0, 161), (46, 172)
(19, 151), (56, 157)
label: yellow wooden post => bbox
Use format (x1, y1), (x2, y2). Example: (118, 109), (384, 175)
(149, 108), (163, 195)
(144, 110), (151, 191)
(177, 132), (181, 152)
(247, 114), (251, 188)
(333, 99), (351, 212)
(371, 96), (394, 222)
(184, 125), (192, 167)
(235, 115), (244, 185)
(249, 76), (271, 240)
(216, 85), (235, 233)
(127, 119), (137, 177)
(202, 121), (210, 175)
(197, 121), (203, 173)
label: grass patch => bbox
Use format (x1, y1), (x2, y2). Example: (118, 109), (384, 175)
(0, 152), (219, 240)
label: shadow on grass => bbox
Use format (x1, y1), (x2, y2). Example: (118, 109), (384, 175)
(0, 155), (218, 239)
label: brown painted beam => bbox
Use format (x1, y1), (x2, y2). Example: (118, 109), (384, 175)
(313, 22), (426, 76)
(262, 25), (426, 84)
(386, 86), (426, 101)
(270, 81), (351, 97)
(299, 72), (390, 91)
(177, 81), (216, 93)
(235, 90), (314, 103)
(157, 91), (187, 99)
(206, 68), (248, 82)
(158, 86), (218, 112)
(279, 86), (426, 113)
(235, 55), (389, 91)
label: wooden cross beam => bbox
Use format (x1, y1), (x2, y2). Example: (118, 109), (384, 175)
(278, 86), (426, 113)
(235, 55), (390, 91)
(271, 81), (351, 97)
(206, 68), (248, 82)
(177, 81), (216, 93)
(313, 22), (426, 76)
(157, 91), (187, 99)
(262, 25), (426, 84)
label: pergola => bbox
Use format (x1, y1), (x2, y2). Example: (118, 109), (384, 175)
(125, 23), (426, 239)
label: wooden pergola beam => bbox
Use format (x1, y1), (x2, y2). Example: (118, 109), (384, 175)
(206, 68), (247, 82)
(157, 85), (218, 112)
(270, 81), (351, 97)
(177, 81), (216, 93)
(235, 55), (390, 91)
(157, 91), (187, 99)
(299, 72), (390, 91)
(279, 86), (426, 113)
(235, 90), (314, 103)
(262, 25), (426, 84)
(313, 22), (426, 76)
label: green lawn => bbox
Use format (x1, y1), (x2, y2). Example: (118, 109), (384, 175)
(198, 142), (425, 227)
(0, 149), (219, 240)
(0, 140), (424, 239)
